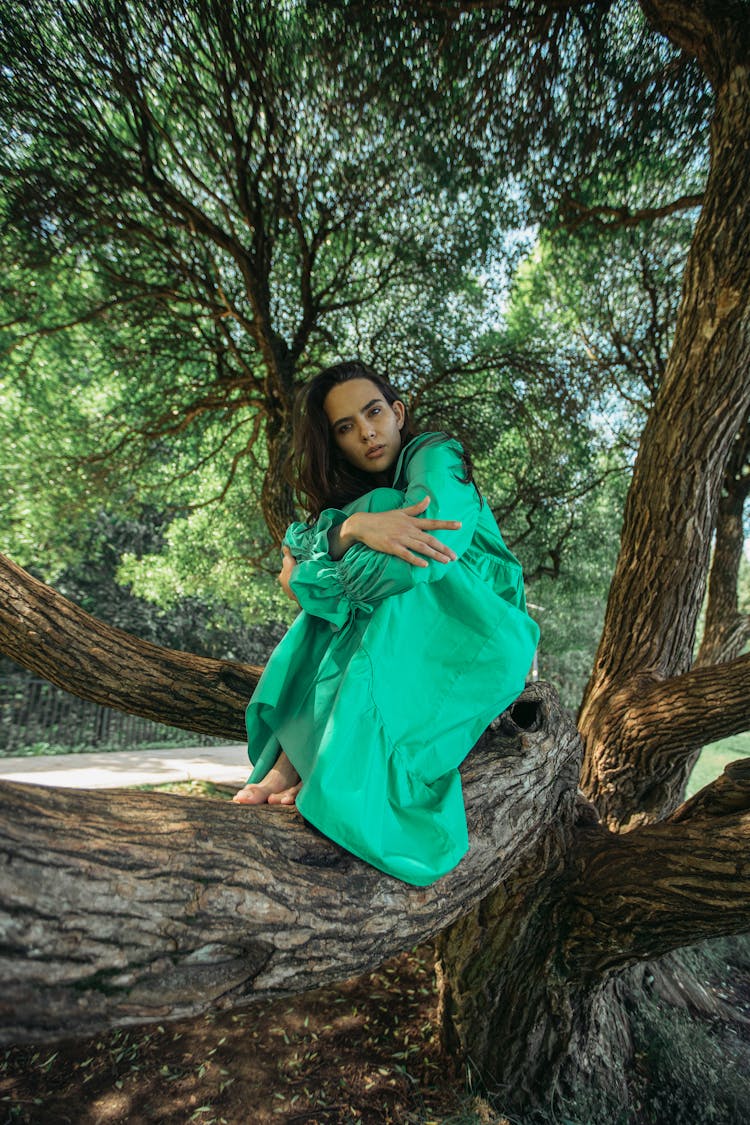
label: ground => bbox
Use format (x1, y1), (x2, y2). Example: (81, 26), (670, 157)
(1, 940), (484, 1125)
(2, 781), (750, 1125)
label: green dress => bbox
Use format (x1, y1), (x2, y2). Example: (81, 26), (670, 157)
(244, 432), (540, 886)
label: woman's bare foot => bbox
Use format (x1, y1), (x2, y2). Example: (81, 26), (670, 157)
(232, 751), (301, 807)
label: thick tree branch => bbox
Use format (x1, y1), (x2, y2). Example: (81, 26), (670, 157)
(566, 759), (750, 978)
(638, 0), (750, 86)
(621, 651), (750, 756)
(697, 412), (750, 665)
(0, 683), (579, 1044)
(0, 553), (259, 741)
(578, 39), (750, 820)
(579, 651), (750, 827)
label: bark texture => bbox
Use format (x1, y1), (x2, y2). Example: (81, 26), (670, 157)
(261, 396), (297, 545)
(0, 683), (576, 1045)
(566, 756), (750, 978)
(578, 653), (750, 828)
(435, 755), (750, 1109)
(578, 5), (750, 826)
(3, 672), (749, 1121)
(0, 553), (260, 741)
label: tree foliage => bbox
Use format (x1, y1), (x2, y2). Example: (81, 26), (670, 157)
(1, 0), (530, 540)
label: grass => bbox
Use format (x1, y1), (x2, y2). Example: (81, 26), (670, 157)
(133, 779), (236, 799)
(686, 731), (750, 796)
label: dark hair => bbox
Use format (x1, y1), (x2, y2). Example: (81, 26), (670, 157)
(288, 358), (480, 519)
(289, 360), (416, 518)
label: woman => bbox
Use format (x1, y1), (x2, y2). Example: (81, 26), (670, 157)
(233, 360), (539, 886)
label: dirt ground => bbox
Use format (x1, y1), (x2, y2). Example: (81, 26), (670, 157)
(4, 936), (750, 1125)
(0, 942), (486, 1125)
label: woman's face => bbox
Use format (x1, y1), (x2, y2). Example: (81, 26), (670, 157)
(323, 378), (406, 475)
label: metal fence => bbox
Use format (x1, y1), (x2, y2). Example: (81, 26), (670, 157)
(0, 675), (214, 754)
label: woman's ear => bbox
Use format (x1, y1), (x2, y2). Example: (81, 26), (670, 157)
(393, 400), (406, 430)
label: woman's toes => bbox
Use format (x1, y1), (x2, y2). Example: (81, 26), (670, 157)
(233, 785), (268, 805)
(268, 783), (302, 806)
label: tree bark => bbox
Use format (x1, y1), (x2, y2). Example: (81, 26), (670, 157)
(260, 374), (297, 545)
(565, 756), (750, 978)
(578, 9), (750, 825)
(577, 653), (750, 828)
(435, 755), (750, 1113)
(3, 676), (749, 1122)
(0, 683), (578, 1044)
(0, 553), (260, 741)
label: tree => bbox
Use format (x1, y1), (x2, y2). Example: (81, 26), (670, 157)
(1, 2), (614, 609)
(2, 0), (750, 1119)
(695, 409), (750, 668)
(0, 0), (517, 542)
(577, 0), (750, 826)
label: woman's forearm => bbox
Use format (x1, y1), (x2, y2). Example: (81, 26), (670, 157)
(327, 514), (360, 560)
(327, 501), (461, 565)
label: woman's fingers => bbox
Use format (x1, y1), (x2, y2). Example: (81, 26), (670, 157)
(423, 536), (457, 561)
(405, 532), (456, 560)
(402, 497), (461, 531)
(419, 518), (462, 530)
(396, 535), (457, 566)
(398, 553), (429, 567)
(414, 539), (456, 562)
(403, 495), (431, 514)
(352, 506), (462, 563)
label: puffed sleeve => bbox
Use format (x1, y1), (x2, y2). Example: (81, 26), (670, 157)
(288, 436), (481, 629)
(283, 509), (348, 562)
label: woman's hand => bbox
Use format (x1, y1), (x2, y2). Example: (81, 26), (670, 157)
(336, 494), (462, 567)
(278, 545), (299, 602)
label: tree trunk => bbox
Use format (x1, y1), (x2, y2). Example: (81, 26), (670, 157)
(696, 411), (750, 667)
(436, 756), (750, 1115)
(0, 553), (260, 741)
(261, 415), (297, 545)
(578, 15), (750, 827)
(260, 359), (297, 544)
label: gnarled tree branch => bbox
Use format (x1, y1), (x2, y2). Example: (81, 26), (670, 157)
(566, 758), (750, 978)
(621, 651), (750, 757)
(0, 683), (580, 1045)
(560, 191), (704, 232)
(0, 553), (259, 741)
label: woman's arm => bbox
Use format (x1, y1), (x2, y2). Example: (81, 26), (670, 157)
(327, 494), (461, 565)
(288, 437), (482, 628)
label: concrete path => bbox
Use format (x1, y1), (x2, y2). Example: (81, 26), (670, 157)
(0, 744), (249, 790)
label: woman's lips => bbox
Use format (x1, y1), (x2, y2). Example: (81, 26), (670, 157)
(365, 445), (385, 458)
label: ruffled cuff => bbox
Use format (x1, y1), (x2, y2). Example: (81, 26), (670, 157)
(337, 541), (412, 602)
(283, 509), (348, 563)
(289, 556), (373, 630)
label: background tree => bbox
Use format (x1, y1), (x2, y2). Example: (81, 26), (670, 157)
(1, 0), (523, 544)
